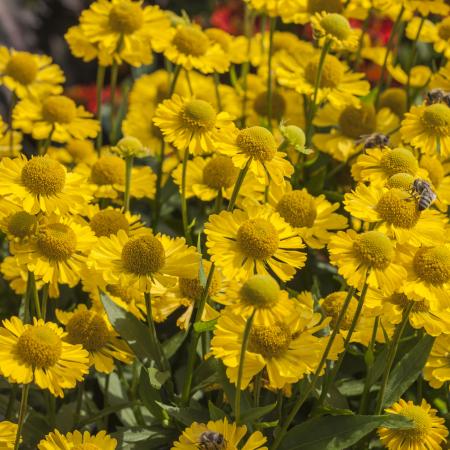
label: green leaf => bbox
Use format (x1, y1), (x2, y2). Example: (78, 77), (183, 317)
(208, 401), (227, 420)
(278, 414), (413, 450)
(148, 367), (170, 389)
(240, 403), (276, 423)
(162, 330), (188, 359)
(384, 334), (435, 407)
(194, 318), (217, 333)
(156, 402), (209, 426)
(139, 367), (164, 420)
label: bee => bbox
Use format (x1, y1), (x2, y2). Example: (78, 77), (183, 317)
(409, 178), (437, 211)
(442, 93), (450, 107)
(356, 133), (390, 150)
(425, 89), (445, 105)
(197, 431), (227, 450)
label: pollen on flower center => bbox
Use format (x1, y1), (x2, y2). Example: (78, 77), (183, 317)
(308, 0), (343, 13)
(42, 96), (77, 124)
(5, 52), (38, 85)
(438, 17), (450, 41)
(413, 246), (450, 285)
(37, 223), (77, 261)
(397, 405), (434, 440)
(380, 148), (419, 177)
(91, 156), (125, 186)
(376, 188), (420, 229)
(202, 155), (238, 190)
(353, 231), (394, 269)
(108, 2), (144, 34)
(181, 99), (217, 130)
(248, 323), (291, 358)
(205, 28), (232, 51)
(236, 126), (277, 161)
(386, 173), (415, 190)
(240, 274), (280, 308)
(172, 26), (209, 57)
(338, 104), (376, 139)
(421, 103), (450, 134)
(66, 310), (110, 352)
(253, 91), (286, 120)
(379, 88), (407, 117)
(237, 218), (279, 259)
(121, 235), (165, 275)
(7, 211), (38, 239)
(90, 210), (130, 237)
(321, 292), (357, 329)
(16, 326), (62, 368)
(179, 264), (220, 300)
(320, 13), (351, 40)
(304, 54), (344, 88)
(21, 157), (66, 196)
(277, 190), (317, 228)
(388, 293), (428, 313)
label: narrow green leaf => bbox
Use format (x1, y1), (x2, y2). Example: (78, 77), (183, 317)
(194, 318), (217, 333)
(156, 402), (209, 426)
(240, 403), (276, 423)
(208, 401), (227, 420)
(162, 330), (188, 359)
(138, 367), (164, 420)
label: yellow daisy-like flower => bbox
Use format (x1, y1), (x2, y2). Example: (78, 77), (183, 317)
(0, 317), (89, 397)
(172, 417), (267, 450)
(328, 229), (406, 294)
(47, 138), (97, 166)
(0, 255), (44, 296)
(0, 115), (22, 158)
(55, 304), (133, 373)
(78, 0), (170, 67)
(205, 205), (306, 282)
(0, 47), (64, 99)
(152, 23), (229, 74)
(406, 0), (450, 16)
(378, 399), (448, 450)
(420, 154), (450, 212)
(430, 61), (450, 91)
(424, 334), (450, 389)
(89, 229), (199, 292)
(278, 0), (344, 25)
(38, 429), (117, 450)
(13, 95), (99, 143)
(153, 95), (234, 155)
(0, 421), (18, 449)
(0, 155), (94, 215)
(378, 87), (408, 119)
(401, 103), (450, 158)
(0, 199), (40, 244)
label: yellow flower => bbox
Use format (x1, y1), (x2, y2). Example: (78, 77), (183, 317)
(111, 135), (150, 159)
(13, 95), (99, 143)
(1, 256), (43, 295)
(205, 205), (306, 282)
(38, 429), (117, 450)
(47, 138), (97, 165)
(0, 115), (22, 158)
(420, 154), (450, 212)
(424, 335), (450, 389)
(172, 417), (267, 450)
(430, 61), (450, 91)
(0, 199), (41, 244)
(0, 47), (64, 99)
(406, 0), (450, 16)
(278, 0), (344, 25)
(378, 87), (408, 119)
(0, 421), (18, 449)
(378, 399), (448, 450)
(0, 317), (89, 397)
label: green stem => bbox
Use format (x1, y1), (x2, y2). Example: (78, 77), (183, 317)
(406, 16), (426, 109)
(124, 156), (133, 212)
(169, 65), (182, 97)
(214, 189), (223, 214)
(14, 383), (30, 450)
(227, 158), (252, 211)
(95, 65), (106, 152)
(266, 16), (276, 131)
(213, 73), (223, 111)
(40, 125), (55, 155)
(41, 283), (49, 321)
(29, 272), (41, 319)
(74, 381), (84, 427)
(152, 138), (165, 230)
(181, 146), (191, 244)
(253, 372), (262, 407)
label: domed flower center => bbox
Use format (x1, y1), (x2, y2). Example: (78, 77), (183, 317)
(21, 157), (66, 196)
(413, 246), (450, 285)
(66, 140), (94, 162)
(179, 264), (220, 300)
(321, 292), (357, 329)
(181, 99), (216, 131)
(420, 156), (444, 188)
(106, 284), (133, 303)
(202, 156), (238, 190)
(17, 326), (62, 368)
(205, 28), (231, 51)
(388, 293), (428, 313)
(397, 405), (434, 439)
(37, 223), (77, 261)
(90, 210), (129, 237)
(353, 231), (394, 269)
(240, 274), (280, 308)
(7, 211), (38, 239)
(91, 156), (125, 186)
(172, 26), (209, 57)
(277, 190), (317, 228)
(121, 235), (165, 275)
(376, 188), (420, 229)
(379, 88), (407, 117)
(248, 323), (291, 358)
(386, 173), (415, 190)
(438, 18), (450, 40)
(253, 91), (286, 120)
(72, 444), (101, 450)
(109, 2), (143, 34)
(304, 54), (344, 88)
(319, 13), (351, 40)
(338, 104), (376, 139)
(237, 218), (279, 259)
(308, 0), (343, 13)
(5, 52), (38, 85)
(380, 148), (418, 177)
(66, 310), (110, 352)
(236, 126), (277, 162)
(42, 96), (77, 124)
(273, 32), (300, 53)
(421, 103), (450, 135)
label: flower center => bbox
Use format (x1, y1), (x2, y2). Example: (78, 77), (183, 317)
(277, 190), (317, 228)
(240, 274), (280, 308)
(320, 13), (351, 40)
(66, 310), (110, 352)
(421, 103), (450, 135)
(179, 263), (220, 300)
(237, 218), (279, 260)
(90, 210), (129, 237)
(66, 139), (94, 162)
(253, 91), (286, 120)
(248, 323), (291, 358)
(413, 246), (450, 285)
(16, 326), (62, 369)
(376, 188), (420, 229)
(7, 211), (38, 239)
(353, 231), (394, 269)
(304, 54), (344, 88)
(236, 126), (277, 162)
(42, 96), (77, 124)
(205, 28), (231, 51)
(307, 0), (343, 13)
(91, 156), (125, 186)
(108, 1), (144, 34)
(420, 156), (444, 188)
(322, 292), (357, 329)
(121, 235), (165, 275)
(5, 52), (38, 85)
(397, 405), (434, 440)
(338, 104), (376, 139)
(438, 17), (450, 41)
(21, 157), (66, 196)
(37, 223), (77, 261)
(380, 148), (419, 177)
(181, 99), (217, 131)
(202, 155), (238, 190)
(172, 26), (209, 57)
(379, 88), (407, 117)
(386, 173), (415, 190)
(388, 293), (428, 313)
(72, 445), (101, 450)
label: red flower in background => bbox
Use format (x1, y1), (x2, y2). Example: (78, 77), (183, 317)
(211, 0), (244, 34)
(65, 85), (121, 114)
